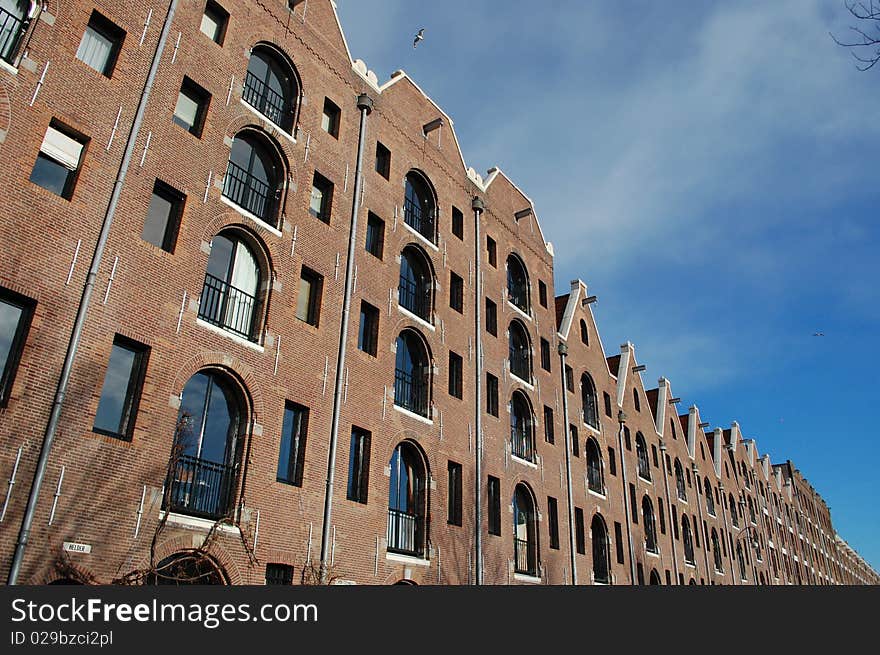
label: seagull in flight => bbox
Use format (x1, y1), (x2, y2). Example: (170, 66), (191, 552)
(413, 28), (425, 48)
(812, 332), (824, 337)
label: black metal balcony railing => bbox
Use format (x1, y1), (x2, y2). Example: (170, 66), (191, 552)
(387, 508), (423, 557)
(507, 281), (528, 312)
(637, 455), (651, 480)
(398, 275), (431, 321)
(403, 195), (435, 242)
(223, 159), (275, 224)
(394, 367), (429, 417)
(165, 454), (236, 521)
(588, 464), (603, 494)
(242, 70), (292, 130)
(0, 7), (26, 65)
(514, 537), (536, 576)
(677, 481), (687, 502)
(509, 345), (530, 381)
(511, 425), (534, 462)
(199, 273), (257, 341)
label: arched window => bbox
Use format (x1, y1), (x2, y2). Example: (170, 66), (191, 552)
(165, 370), (246, 520)
(712, 528), (723, 572)
(513, 484), (538, 576)
(579, 319), (589, 345)
(591, 514), (610, 584)
(506, 254), (530, 314)
(403, 171), (437, 242)
(0, 1), (30, 64)
(682, 515), (695, 564)
(580, 373), (599, 429)
(633, 387), (640, 412)
(508, 320), (532, 382)
(586, 437), (604, 494)
(510, 391), (535, 462)
(636, 432), (651, 481)
(387, 441), (428, 558)
(149, 551), (228, 585)
(704, 477), (715, 516)
(242, 44), (300, 132)
(398, 245), (434, 322)
(649, 569), (662, 585)
(223, 130), (284, 226)
(748, 496), (756, 524)
(643, 496), (658, 553)
(737, 543), (747, 581)
(394, 330), (431, 418)
(199, 231), (265, 341)
(675, 459), (687, 501)
(730, 493), (739, 527)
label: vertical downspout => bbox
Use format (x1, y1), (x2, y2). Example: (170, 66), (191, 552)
(693, 463), (712, 582)
(658, 439), (679, 584)
(557, 343), (577, 585)
(616, 411), (637, 584)
(471, 197), (484, 585)
(319, 93), (373, 584)
(7, 0), (180, 585)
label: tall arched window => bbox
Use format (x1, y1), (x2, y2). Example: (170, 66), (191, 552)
(223, 130), (284, 226)
(712, 528), (723, 572)
(675, 459), (687, 501)
(580, 373), (599, 429)
(0, 0), (30, 64)
(506, 254), (530, 314)
(591, 514), (610, 584)
(508, 320), (532, 382)
(510, 391), (535, 462)
(199, 231), (264, 341)
(394, 330), (431, 418)
(704, 477), (715, 516)
(513, 484), (538, 576)
(403, 171), (436, 242)
(586, 437), (604, 494)
(579, 319), (589, 345)
(387, 442), (428, 558)
(748, 496), (756, 524)
(165, 370), (246, 520)
(649, 569), (662, 585)
(737, 543), (747, 581)
(636, 432), (651, 481)
(682, 515), (695, 564)
(643, 496), (658, 553)
(242, 44), (300, 132)
(398, 245), (434, 322)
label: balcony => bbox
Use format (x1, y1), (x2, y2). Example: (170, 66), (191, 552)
(511, 426), (535, 463)
(514, 537), (537, 576)
(222, 159), (275, 225)
(0, 7), (27, 65)
(164, 454), (236, 521)
(198, 273), (257, 341)
(403, 194), (435, 242)
(242, 69), (292, 131)
(387, 508), (424, 558)
(398, 275), (431, 321)
(394, 367), (429, 417)
(509, 346), (530, 382)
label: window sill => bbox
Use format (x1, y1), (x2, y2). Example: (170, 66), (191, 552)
(196, 318), (265, 352)
(397, 304), (435, 331)
(509, 373), (534, 391)
(583, 422), (602, 437)
(159, 511), (241, 535)
(218, 195), (283, 238)
(0, 59), (18, 76)
(684, 562), (696, 569)
(513, 572), (542, 584)
(638, 475), (653, 485)
(400, 220), (439, 252)
(506, 301), (532, 323)
(646, 550), (660, 559)
(239, 98), (297, 144)
(588, 489), (606, 500)
(385, 551), (430, 567)
(511, 454), (538, 469)
(392, 403), (433, 425)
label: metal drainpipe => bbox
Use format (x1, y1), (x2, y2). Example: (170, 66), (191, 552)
(557, 343), (577, 585)
(658, 439), (679, 584)
(616, 410), (637, 585)
(718, 482), (737, 586)
(692, 463), (712, 582)
(471, 196), (484, 585)
(319, 93), (373, 584)
(7, 0), (180, 586)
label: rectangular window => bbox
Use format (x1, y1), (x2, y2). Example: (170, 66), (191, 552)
(540, 337), (551, 372)
(630, 483), (638, 524)
(615, 522), (625, 564)
(486, 235), (497, 267)
(309, 172), (333, 223)
(665, 570), (672, 585)
(365, 211), (385, 260)
(173, 77), (210, 137)
(375, 141), (391, 179)
(543, 406), (554, 444)
(76, 11), (125, 77)
(538, 280), (548, 308)
(321, 98), (340, 138)
(30, 123), (87, 199)
(346, 426), (371, 504)
(200, 1), (229, 45)
(486, 372), (499, 417)
(485, 298), (497, 336)
(92, 335), (149, 441)
(672, 505), (679, 540)
(0, 289), (35, 408)
(447, 461), (462, 526)
(449, 271), (464, 313)
(565, 364), (574, 392)
(142, 180), (185, 252)
(570, 424), (579, 458)
(488, 475), (501, 536)
(658, 496), (666, 534)
(358, 301), (379, 356)
(265, 563), (294, 585)
(604, 391), (612, 418)
(296, 266), (323, 326)
(575, 507), (586, 554)
(548, 496), (560, 550)
(448, 351), (463, 399)
(608, 447), (617, 476)
(451, 206), (464, 240)
(652, 444), (659, 468)
(276, 402), (309, 486)
(624, 426), (632, 451)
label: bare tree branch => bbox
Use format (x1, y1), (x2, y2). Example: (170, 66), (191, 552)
(832, 0), (880, 70)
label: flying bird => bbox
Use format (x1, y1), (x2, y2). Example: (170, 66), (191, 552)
(413, 28), (425, 48)
(812, 332), (824, 337)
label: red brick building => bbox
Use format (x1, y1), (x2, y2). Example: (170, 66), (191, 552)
(0, 0), (875, 585)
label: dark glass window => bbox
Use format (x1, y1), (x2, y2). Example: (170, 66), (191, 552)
(403, 171), (436, 242)
(587, 438), (603, 493)
(142, 180), (185, 252)
(276, 402), (308, 486)
(243, 45), (298, 132)
(265, 563), (293, 585)
(0, 288), (35, 408)
(296, 267), (323, 327)
(630, 483), (638, 524)
(581, 373), (599, 428)
(309, 171), (334, 223)
(447, 461), (462, 526)
(565, 365), (574, 393)
(593, 516), (610, 583)
(614, 521), (625, 564)
(538, 280), (548, 308)
(375, 142), (391, 179)
(76, 11), (125, 77)
(199, 232), (262, 341)
(485, 298), (497, 336)
(506, 254), (530, 313)
(394, 330), (430, 417)
(365, 212), (385, 259)
(486, 372), (499, 417)
(575, 507), (586, 554)
(358, 301), (379, 356)
(200, 1), (229, 45)
(346, 426), (371, 504)
(603, 391), (612, 417)
(173, 77), (210, 137)
(608, 446), (617, 476)
(636, 433), (651, 481)
(488, 475), (501, 536)
(321, 97), (340, 138)
(510, 391), (535, 462)
(223, 131), (282, 225)
(448, 351), (463, 399)
(543, 405), (554, 444)
(451, 206), (464, 240)
(633, 387), (641, 412)
(548, 496), (560, 549)
(513, 485), (538, 575)
(580, 319), (589, 345)
(486, 236), (497, 267)
(570, 424), (579, 458)
(0, 1), (28, 64)
(30, 123), (87, 199)
(540, 337), (551, 372)
(643, 496), (658, 553)
(658, 496), (666, 534)
(449, 271), (464, 313)
(92, 336), (149, 441)
(399, 246), (433, 321)
(508, 320), (531, 382)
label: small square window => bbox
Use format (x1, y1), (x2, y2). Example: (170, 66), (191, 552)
(487, 235), (497, 267)
(296, 266), (323, 326)
(543, 406), (554, 444)
(447, 461), (462, 527)
(451, 206), (464, 240)
(322, 98), (340, 138)
(365, 212), (385, 260)
(276, 402), (309, 486)
(265, 563), (293, 585)
(448, 351), (463, 399)
(449, 271), (464, 313)
(76, 11), (125, 77)
(0, 288), (36, 408)
(358, 301), (379, 356)
(310, 172), (333, 223)
(173, 77), (210, 137)
(92, 335), (149, 441)
(30, 123), (87, 199)
(540, 337), (551, 372)
(200, 1), (229, 45)
(347, 426), (371, 504)
(485, 298), (497, 337)
(486, 372), (499, 417)
(538, 280), (548, 308)
(375, 141), (391, 179)
(142, 180), (185, 253)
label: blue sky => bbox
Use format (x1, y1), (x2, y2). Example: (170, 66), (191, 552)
(334, 0), (880, 573)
